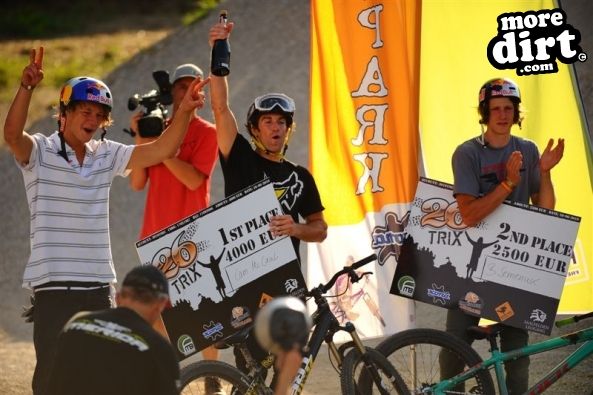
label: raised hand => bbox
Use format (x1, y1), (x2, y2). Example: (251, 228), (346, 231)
(540, 138), (565, 172)
(177, 77), (211, 114)
(22, 47), (44, 89)
(208, 20), (234, 48)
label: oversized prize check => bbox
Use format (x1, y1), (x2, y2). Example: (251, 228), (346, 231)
(391, 178), (580, 335)
(136, 179), (306, 361)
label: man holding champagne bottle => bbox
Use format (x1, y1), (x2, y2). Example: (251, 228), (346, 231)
(208, 14), (328, 389)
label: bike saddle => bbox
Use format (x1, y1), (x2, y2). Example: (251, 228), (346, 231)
(467, 324), (504, 340)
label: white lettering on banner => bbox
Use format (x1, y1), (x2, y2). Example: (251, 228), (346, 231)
(479, 255), (565, 298)
(357, 4), (384, 48)
(354, 152), (388, 194)
(352, 56), (388, 97)
(352, 104), (388, 146)
(349, 5), (390, 196)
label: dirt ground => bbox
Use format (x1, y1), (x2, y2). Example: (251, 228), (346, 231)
(2, 304), (592, 394)
(1, 0), (592, 394)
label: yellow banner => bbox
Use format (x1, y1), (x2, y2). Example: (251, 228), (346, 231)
(420, 0), (592, 313)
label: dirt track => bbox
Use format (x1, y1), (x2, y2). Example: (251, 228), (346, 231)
(1, 0), (592, 394)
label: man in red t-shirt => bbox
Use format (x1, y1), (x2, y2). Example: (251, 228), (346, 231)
(130, 63), (218, 237)
(129, 63), (221, 393)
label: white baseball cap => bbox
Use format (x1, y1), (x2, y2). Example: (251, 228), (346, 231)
(172, 63), (203, 84)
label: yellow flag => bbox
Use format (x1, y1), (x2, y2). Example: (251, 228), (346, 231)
(309, 0), (421, 338)
(420, 0), (592, 313)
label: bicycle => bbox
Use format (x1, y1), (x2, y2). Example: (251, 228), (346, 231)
(375, 311), (593, 394)
(179, 253), (409, 394)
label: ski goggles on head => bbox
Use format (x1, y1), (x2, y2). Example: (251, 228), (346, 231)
(253, 93), (295, 113)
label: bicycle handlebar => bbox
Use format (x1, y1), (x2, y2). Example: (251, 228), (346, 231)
(310, 253), (377, 296)
(555, 311), (593, 328)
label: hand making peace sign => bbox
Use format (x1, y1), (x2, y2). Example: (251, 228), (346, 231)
(21, 47), (44, 90)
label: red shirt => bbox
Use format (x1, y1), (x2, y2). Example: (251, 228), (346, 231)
(140, 116), (218, 238)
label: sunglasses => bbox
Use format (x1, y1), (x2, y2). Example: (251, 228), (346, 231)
(253, 93), (295, 113)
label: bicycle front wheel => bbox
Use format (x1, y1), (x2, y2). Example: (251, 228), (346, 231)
(375, 328), (495, 395)
(180, 360), (262, 395)
(341, 346), (409, 395)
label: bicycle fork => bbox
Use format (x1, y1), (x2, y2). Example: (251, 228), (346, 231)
(343, 322), (393, 393)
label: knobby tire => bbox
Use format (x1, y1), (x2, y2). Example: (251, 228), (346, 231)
(341, 346), (410, 395)
(374, 328), (495, 395)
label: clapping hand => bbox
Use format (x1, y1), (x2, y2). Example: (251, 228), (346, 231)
(540, 138), (565, 172)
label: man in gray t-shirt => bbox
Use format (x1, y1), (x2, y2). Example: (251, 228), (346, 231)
(440, 78), (564, 394)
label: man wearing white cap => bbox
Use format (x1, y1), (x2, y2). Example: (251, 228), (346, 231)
(129, 64), (218, 239)
(128, 64), (221, 393)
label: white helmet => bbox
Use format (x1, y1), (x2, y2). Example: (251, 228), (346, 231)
(254, 296), (311, 354)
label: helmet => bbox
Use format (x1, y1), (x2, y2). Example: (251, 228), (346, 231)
(254, 296), (311, 354)
(247, 93), (295, 130)
(478, 78), (521, 105)
(59, 76), (113, 110)
(478, 78), (522, 126)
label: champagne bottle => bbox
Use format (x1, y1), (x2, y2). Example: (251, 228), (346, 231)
(211, 10), (231, 76)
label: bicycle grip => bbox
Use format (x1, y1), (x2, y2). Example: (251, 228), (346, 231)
(350, 254), (377, 270)
(555, 317), (575, 328)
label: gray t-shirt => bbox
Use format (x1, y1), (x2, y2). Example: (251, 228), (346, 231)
(452, 135), (541, 204)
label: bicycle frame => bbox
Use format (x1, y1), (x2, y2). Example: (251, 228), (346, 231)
(431, 325), (593, 395)
(288, 254), (378, 394)
(289, 281), (368, 394)
(196, 254), (378, 395)
(289, 298), (339, 393)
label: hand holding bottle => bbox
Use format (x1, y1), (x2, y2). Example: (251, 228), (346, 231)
(210, 10), (233, 76)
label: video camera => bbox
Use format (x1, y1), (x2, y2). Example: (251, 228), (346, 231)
(125, 70), (173, 138)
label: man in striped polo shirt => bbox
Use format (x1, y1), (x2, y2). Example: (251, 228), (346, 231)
(3, 46), (209, 395)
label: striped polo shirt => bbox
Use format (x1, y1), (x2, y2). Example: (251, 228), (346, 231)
(18, 132), (135, 288)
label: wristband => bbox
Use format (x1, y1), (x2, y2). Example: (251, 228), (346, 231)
(505, 178), (516, 189)
(20, 82), (34, 91)
(500, 181), (513, 193)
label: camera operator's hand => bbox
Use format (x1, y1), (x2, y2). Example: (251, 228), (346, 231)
(177, 77), (210, 114)
(130, 112), (157, 144)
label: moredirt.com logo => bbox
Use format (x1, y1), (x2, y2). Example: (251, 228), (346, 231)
(487, 9), (586, 75)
